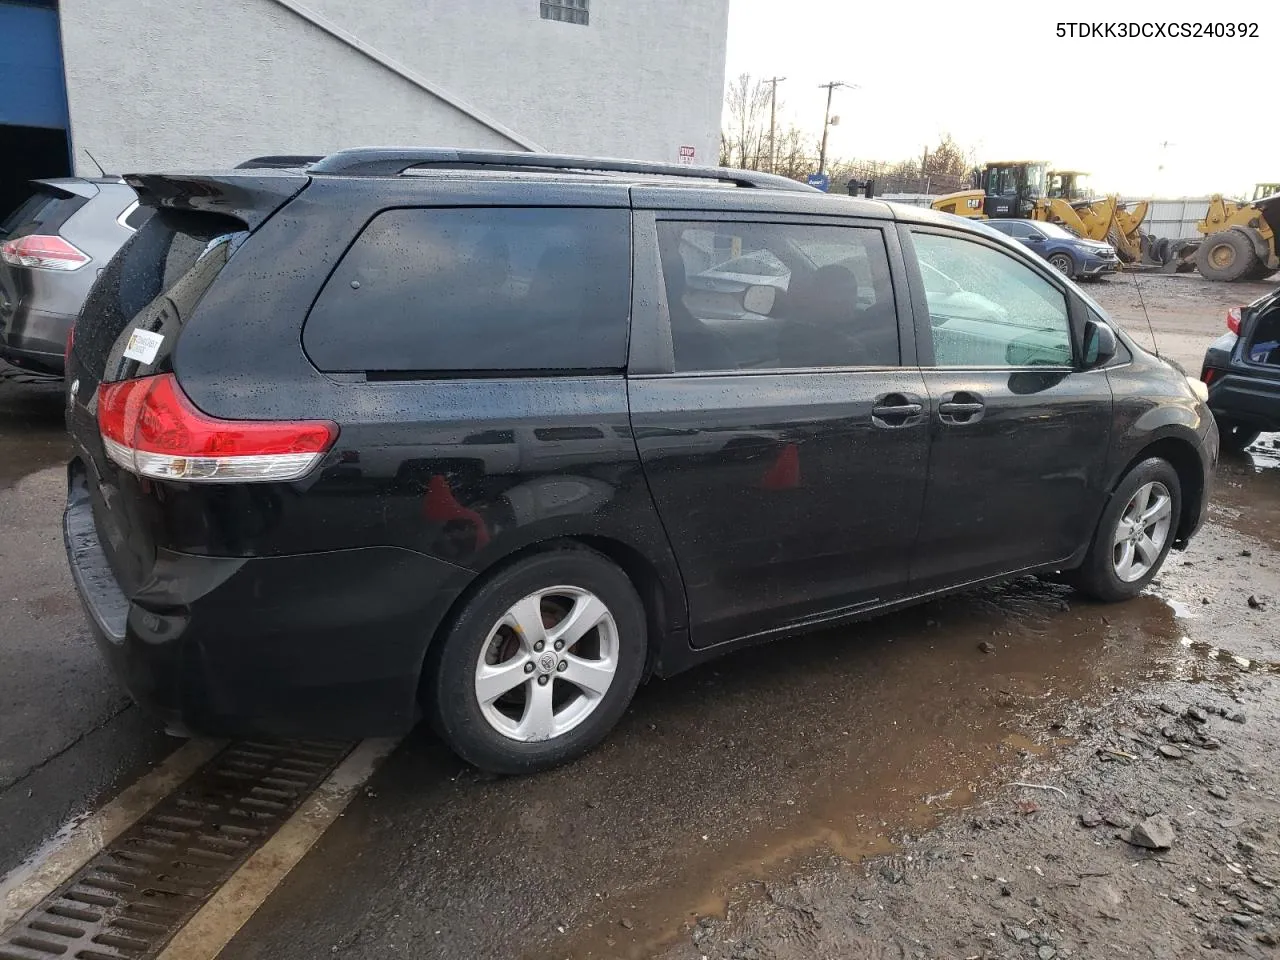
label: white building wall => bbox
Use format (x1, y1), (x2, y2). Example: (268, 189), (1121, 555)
(58, 0), (728, 175)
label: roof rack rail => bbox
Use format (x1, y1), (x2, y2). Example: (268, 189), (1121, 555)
(234, 155), (325, 170)
(306, 148), (815, 192)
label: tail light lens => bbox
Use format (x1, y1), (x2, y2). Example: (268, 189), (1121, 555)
(1227, 306), (1242, 334)
(0, 234), (90, 271)
(97, 374), (338, 482)
(1201, 368), (1217, 384)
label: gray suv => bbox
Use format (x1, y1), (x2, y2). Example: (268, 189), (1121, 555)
(1, 178), (147, 376)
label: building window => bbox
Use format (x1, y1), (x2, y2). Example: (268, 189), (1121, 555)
(540, 0), (589, 26)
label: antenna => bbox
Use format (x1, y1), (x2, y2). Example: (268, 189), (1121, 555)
(1128, 268), (1160, 358)
(84, 150), (106, 178)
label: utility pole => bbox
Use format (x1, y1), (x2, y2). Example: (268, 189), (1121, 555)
(764, 76), (786, 173)
(817, 81), (854, 175)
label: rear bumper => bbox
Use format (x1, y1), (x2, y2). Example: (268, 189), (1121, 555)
(1203, 340), (1280, 431)
(64, 466), (474, 738)
(0, 306), (72, 375)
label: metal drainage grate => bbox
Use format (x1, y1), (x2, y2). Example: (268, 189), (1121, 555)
(0, 739), (352, 960)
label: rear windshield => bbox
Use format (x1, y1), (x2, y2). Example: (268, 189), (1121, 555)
(303, 207), (632, 373)
(0, 187), (87, 239)
(75, 209), (246, 382)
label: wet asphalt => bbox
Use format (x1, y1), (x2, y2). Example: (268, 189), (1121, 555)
(0, 275), (1277, 959)
(0, 370), (173, 872)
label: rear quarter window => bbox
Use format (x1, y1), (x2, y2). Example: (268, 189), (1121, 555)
(75, 209), (247, 382)
(0, 187), (87, 239)
(122, 203), (153, 231)
(303, 207), (631, 373)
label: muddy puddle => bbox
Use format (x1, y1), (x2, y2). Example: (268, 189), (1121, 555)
(535, 580), (1197, 960)
(1212, 435), (1280, 545)
(1169, 637), (1280, 683)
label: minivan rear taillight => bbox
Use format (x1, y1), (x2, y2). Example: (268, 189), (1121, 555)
(0, 234), (90, 271)
(97, 374), (337, 482)
(1227, 306), (1242, 334)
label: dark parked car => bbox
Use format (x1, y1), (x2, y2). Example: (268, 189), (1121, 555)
(981, 218), (1118, 280)
(1, 178), (148, 376)
(1201, 287), (1280, 451)
(63, 149), (1217, 774)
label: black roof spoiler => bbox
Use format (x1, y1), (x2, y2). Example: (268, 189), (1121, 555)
(123, 172), (308, 231)
(307, 147), (816, 192)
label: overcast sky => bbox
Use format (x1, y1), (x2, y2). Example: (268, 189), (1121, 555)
(724, 0), (1277, 197)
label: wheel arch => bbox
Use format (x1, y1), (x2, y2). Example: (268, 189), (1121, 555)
(417, 533), (685, 704)
(1107, 435), (1206, 547)
(1230, 224), (1272, 262)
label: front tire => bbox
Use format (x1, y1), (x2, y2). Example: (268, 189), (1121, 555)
(1047, 251), (1076, 279)
(427, 546), (647, 775)
(1196, 230), (1259, 282)
(1072, 458), (1181, 602)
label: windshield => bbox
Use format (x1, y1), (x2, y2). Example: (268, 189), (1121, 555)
(1025, 164), (1047, 196)
(987, 166), (1019, 196)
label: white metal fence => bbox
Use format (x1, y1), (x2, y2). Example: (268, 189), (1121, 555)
(877, 193), (937, 208)
(1124, 197), (1213, 240)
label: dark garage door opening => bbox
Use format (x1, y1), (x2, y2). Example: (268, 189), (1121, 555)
(0, 125), (71, 218)
(0, 0), (72, 218)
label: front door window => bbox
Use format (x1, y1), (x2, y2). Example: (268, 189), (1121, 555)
(913, 232), (1072, 368)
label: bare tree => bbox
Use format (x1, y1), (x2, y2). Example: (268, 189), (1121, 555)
(718, 92), (977, 196)
(769, 125), (818, 180)
(922, 133), (970, 187)
(721, 73), (772, 170)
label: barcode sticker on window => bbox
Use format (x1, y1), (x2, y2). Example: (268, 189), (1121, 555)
(123, 329), (164, 365)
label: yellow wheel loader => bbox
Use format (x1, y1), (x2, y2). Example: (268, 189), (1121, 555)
(1157, 185), (1274, 280)
(931, 160), (1047, 219)
(931, 163), (1148, 262)
(1147, 184), (1279, 281)
(1192, 192), (1279, 281)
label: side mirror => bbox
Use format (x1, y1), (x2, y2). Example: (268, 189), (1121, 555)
(1026, 233), (1045, 243)
(1083, 319), (1117, 368)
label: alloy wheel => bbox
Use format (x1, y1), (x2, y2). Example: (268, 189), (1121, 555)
(1112, 481), (1173, 582)
(473, 585), (619, 742)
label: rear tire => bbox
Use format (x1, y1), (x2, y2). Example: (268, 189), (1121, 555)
(1196, 230), (1259, 282)
(1071, 458), (1181, 603)
(1047, 251), (1076, 279)
(427, 546), (647, 775)
(1216, 417), (1261, 454)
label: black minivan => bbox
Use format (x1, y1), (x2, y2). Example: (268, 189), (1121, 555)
(63, 150), (1217, 774)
